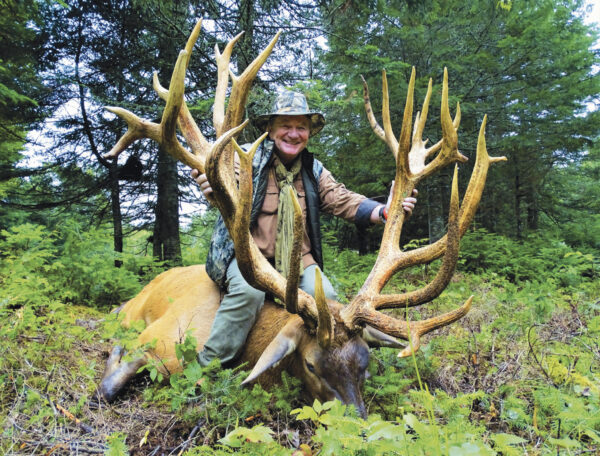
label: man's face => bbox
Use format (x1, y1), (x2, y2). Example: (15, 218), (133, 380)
(268, 115), (310, 165)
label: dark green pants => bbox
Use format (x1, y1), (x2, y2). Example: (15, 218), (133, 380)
(198, 258), (336, 367)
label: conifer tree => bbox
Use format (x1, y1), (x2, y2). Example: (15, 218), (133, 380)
(315, 0), (599, 245)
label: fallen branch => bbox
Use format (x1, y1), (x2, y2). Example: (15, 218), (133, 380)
(55, 403), (95, 434)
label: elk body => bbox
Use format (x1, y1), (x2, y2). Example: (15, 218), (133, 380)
(99, 20), (505, 417)
(99, 265), (399, 417)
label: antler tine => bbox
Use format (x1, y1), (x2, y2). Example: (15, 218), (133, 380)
(381, 70), (400, 161)
(223, 31), (281, 134)
(413, 78), (432, 143)
(396, 67), (415, 177)
(361, 71), (401, 159)
(152, 19), (211, 161)
(360, 75), (387, 145)
(417, 101), (461, 167)
(396, 296), (473, 358)
(408, 78), (433, 175)
(206, 121), (254, 218)
(103, 106), (161, 158)
(315, 268), (333, 348)
(285, 188), (304, 315)
(282, 188), (334, 340)
(104, 50), (205, 172)
(214, 31), (244, 136)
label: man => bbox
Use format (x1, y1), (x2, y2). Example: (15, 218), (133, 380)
(191, 91), (417, 367)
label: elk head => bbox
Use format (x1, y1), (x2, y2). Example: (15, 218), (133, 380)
(104, 20), (505, 417)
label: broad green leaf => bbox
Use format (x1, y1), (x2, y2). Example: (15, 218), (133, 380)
(548, 437), (581, 448)
(491, 433), (527, 446)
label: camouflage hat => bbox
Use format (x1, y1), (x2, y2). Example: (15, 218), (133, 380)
(254, 91), (325, 137)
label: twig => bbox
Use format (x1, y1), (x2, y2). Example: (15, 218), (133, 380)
(42, 364), (56, 397)
(55, 403), (95, 434)
(556, 418), (561, 456)
(177, 421), (201, 456)
(527, 325), (556, 387)
(44, 442), (68, 455)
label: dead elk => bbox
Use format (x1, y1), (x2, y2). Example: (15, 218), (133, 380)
(98, 20), (506, 418)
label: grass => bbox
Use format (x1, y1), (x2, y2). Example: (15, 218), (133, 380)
(1, 228), (599, 454)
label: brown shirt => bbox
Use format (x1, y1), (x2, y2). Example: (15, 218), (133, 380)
(251, 157), (367, 268)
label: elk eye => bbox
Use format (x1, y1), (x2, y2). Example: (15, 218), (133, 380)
(305, 361), (316, 373)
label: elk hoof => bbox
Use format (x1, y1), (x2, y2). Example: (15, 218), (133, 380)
(103, 346), (124, 378)
(98, 346), (145, 403)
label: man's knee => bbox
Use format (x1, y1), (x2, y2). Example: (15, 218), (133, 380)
(300, 264), (337, 300)
(225, 259), (265, 312)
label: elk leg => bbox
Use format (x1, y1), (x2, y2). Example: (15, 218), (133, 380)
(98, 346), (147, 402)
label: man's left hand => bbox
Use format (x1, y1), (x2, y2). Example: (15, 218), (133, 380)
(387, 181), (418, 216)
(371, 185), (418, 224)
(402, 188), (418, 216)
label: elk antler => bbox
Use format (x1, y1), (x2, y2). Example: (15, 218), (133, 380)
(103, 20), (333, 344)
(341, 68), (506, 357)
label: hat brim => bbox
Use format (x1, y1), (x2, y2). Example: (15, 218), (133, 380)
(254, 111), (325, 137)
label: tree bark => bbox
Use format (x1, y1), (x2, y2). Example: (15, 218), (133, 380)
(237, 0), (257, 73)
(153, 146), (182, 265)
(525, 183), (538, 230)
(513, 152), (523, 239)
(426, 172), (448, 243)
(108, 161), (123, 267)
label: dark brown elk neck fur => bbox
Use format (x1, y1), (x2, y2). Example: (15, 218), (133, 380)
(238, 300), (365, 389)
(238, 301), (302, 387)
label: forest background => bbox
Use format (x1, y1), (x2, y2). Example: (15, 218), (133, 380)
(1, 0), (599, 454)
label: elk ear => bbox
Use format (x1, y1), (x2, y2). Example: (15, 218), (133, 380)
(241, 318), (304, 385)
(362, 325), (406, 348)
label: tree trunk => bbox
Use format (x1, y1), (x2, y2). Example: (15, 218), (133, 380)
(153, 146), (182, 265)
(237, 0), (257, 73)
(151, 1), (186, 266)
(513, 153), (523, 239)
(108, 161), (123, 267)
(426, 173), (447, 243)
(525, 184), (538, 230)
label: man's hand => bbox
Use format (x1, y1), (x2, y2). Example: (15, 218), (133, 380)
(401, 188), (418, 216)
(191, 169), (212, 198)
(370, 184), (418, 224)
(386, 181), (418, 216)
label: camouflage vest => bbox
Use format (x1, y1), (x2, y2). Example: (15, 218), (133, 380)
(205, 139), (324, 287)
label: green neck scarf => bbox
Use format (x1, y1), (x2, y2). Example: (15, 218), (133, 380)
(274, 156), (303, 278)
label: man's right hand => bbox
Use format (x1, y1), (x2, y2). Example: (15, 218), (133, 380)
(191, 169), (213, 198)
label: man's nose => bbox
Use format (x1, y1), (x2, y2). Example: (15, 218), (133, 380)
(287, 128), (300, 138)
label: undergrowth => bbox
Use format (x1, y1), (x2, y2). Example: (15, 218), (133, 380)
(0, 222), (599, 454)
